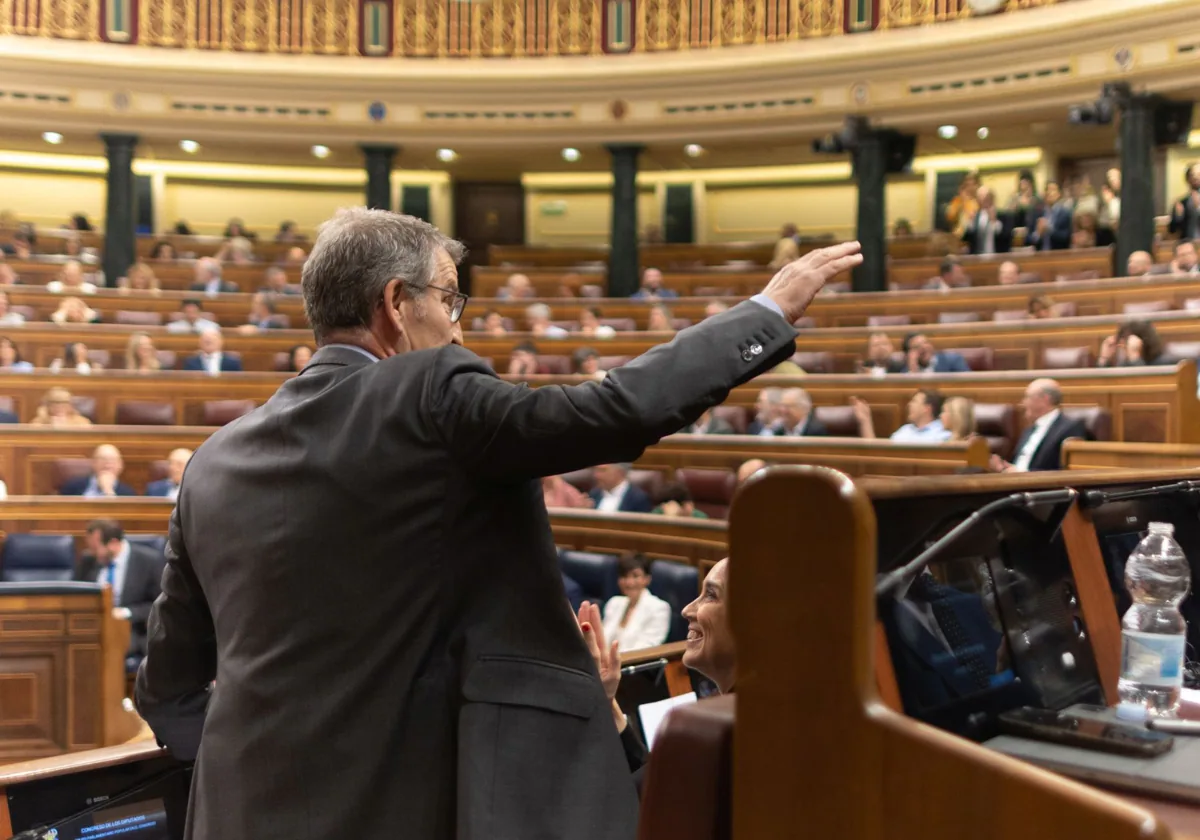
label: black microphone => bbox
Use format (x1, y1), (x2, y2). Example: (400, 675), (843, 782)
(5, 762), (186, 840)
(875, 488), (1077, 600)
(1078, 480), (1200, 510)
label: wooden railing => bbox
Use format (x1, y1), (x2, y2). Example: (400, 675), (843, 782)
(0, 0), (1070, 55)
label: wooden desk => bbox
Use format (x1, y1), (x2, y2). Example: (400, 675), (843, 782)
(10, 259), (301, 294)
(0, 585), (142, 765)
(1061, 440), (1200, 471)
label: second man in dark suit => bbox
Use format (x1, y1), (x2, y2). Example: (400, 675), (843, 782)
(76, 518), (165, 660)
(589, 463), (654, 513)
(182, 329), (243, 375)
(990, 378), (1088, 472)
(775, 387), (828, 437)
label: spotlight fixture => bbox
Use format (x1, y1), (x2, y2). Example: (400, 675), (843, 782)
(311, 144), (331, 159)
(561, 147), (581, 163)
(42, 131), (63, 145)
(937, 125), (958, 140)
(180, 139), (200, 154)
(436, 148), (457, 163)
(684, 143), (704, 158)
(976, 127), (990, 140)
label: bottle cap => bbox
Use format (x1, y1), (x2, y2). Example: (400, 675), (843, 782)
(1116, 702), (1148, 722)
(1149, 521), (1175, 536)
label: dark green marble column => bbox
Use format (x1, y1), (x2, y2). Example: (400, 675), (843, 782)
(606, 144), (644, 298)
(1117, 95), (1156, 274)
(852, 130), (887, 293)
(360, 144), (399, 211)
(101, 133), (138, 289)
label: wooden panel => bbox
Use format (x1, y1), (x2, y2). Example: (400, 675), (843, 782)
(67, 644), (102, 750)
(0, 652), (55, 755)
(1062, 441), (1200, 471)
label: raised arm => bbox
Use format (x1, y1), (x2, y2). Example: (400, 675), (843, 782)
(135, 504), (216, 761)
(431, 243), (862, 482)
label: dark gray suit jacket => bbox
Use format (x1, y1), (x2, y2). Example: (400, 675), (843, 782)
(76, 542), (165, 656)
(135, 301), (795, 840)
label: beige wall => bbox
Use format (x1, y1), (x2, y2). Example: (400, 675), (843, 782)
(0, 168), (107, 229)
(525, 189), (659, 246)
(161, 179), (364, 238)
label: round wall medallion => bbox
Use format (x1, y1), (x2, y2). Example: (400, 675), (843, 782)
(367, 101), (387, 122)
(851, 83), (869, 106)
(610, 100), (628, 120)
(1114, 46), (1133, 71)
(112, 91), (131, 111)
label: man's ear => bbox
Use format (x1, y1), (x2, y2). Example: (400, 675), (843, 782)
(383, 277), (408, 332)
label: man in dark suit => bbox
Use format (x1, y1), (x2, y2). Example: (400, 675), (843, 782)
(0, 408), (17, 423)
(746, 386), (784, 435)
(60, 444), (137, 497)
(134, 207), (863, 840)
(961, 187), (1013, 255)
(146, 448), (193, 500)
(990, 378), (1088, 472)
(188, 257), (240, 295)
(903, 333), (971, 374)
(775, 387), (827, 437)
(76, 518), (165, 660)
(181, 329), (243, 375)
(861, 332), (906, 375)
(1168, 163), (1200, 241)
(588, 463), (654, 513)
(1026, 180), (1073, 251)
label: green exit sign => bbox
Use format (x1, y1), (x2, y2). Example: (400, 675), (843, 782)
(540, 200), (568, 216)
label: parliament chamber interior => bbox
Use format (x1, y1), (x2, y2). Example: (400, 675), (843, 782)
(7, 0), (1200, 837)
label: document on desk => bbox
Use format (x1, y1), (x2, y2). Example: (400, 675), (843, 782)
(638, 692), (698, 751)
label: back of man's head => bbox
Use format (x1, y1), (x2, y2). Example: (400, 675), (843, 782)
(86, 518), (123, 545)
(302, 208), (465, 343)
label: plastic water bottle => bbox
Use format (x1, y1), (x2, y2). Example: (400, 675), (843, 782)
(1117, 522), (1191, 716)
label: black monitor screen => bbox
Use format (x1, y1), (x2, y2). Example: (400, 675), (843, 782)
(52, 797), (170, 840)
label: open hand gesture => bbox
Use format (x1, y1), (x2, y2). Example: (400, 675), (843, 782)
(762, 241), (863, 324)
(576, 600), (620, 700)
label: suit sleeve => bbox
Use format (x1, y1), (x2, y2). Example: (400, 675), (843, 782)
(427, 301), (796, 482)
(135, 504), (216, 761)
(127, 549), (165, 625)
(1169, 200), (1184, 235)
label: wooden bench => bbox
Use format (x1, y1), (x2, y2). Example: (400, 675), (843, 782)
(0, 426), (989, 495)
(10, 259), (300, 294)
(1060, 440), (1200, 471)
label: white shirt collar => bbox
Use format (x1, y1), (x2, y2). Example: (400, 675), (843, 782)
(1033, 408), (1061, 431)
(603, 480), (629, 500)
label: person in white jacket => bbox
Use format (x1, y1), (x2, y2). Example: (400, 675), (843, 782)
(602, 553), (672, 652)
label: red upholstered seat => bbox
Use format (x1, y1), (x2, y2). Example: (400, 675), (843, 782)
(947, 346), (994, 371)
(1017, 272), (1044, 285)
(938, 311), (980, 324)
(0, 396), (14, 415)
(537, 355), (572, 375)
(168, 310), (218, 323)
(597, 356), (630, 371)
(72, 396), (97, 422)
(813, 405), (858, 437)
(791, 351), (832, 374)
(675, 468), (736, 519)
(11, 305), (36, 321)
(86, 349), (111, 368)
(1121, 300), (1172, 315)
(711, 406), (749, 434)
(1042, 346), (1093, 369)
(273, 351), (292, 372)
(993, 309), (1029, 322)
(1052, 301), (1078, 317)
(54, 457), (93, 491)
(578, 284), (603, 298)
(637, 695), (734, 840)
(115, 310), (164, 326)
(974, 403), (1018, 460)
(156, 350), (178, 370)
(628, 469), (664, 502)
(1063, 406), (1111, 441)
(148, 460), (170, 483)
(550, 320), (580, 331)
(115, 400), (177, 426)
(866, 314), (911, 327)
(1057, 269), (1101, 282)
(202, 399), (256, 426)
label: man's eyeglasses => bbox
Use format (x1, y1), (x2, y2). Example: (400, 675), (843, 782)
(426, 283), (469, 324)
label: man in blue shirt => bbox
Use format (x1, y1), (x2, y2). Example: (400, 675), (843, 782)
(629, 268), (678, 300)
(903, 333), (971, 374)
(852, 389), (952, 443)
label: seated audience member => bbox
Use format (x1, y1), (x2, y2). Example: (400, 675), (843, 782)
(50, 296), (99, 325)
(962, 186), (1012, 255)
(686, 407), (734, 435)
(903, 333), (971, 373)
(183, 329), (242, 375)
(239, 292), (284, 331)
(860, 332), (905, 375)
(940, 396), (977, 441)
(120, 262), (161, 295)
(1169, 163), (1200, 239)
(630, 268), (678, 300)
(1028, 295), (1056, 319)
(653, 483), (709, 519)
(497, 273), (535, 300)
(578, 558), (736, 778)
(645, 304), (676, 333)
(997, 261), (1021, 286)
(224, 218), (249, 239)
(573, 347), (605, 380)
(68, 213), (93, 232)
(990, 378), (1087, 472)
(1098, 320), (1173, 367)
(288, 344), (313, 372)
(578, 307), (616, 339)
(1172, 240), (1199, 275)
(260, 265), (298, 295)
(704, 301), (729, 319)
(148, 241), (177, 260)
(76, 518), (165, 661)
(893, 219), (914, 236)
(0, 336), (33, 372)
(525, 303), (568, 338)
(0, 291), (24, 325)
(275, 220), (301, 243)
(852, 389), (951, 442)
(31, 387), (91, 426)
(926, 258), (969, 291)
(747, 387), (784, 435)
(945, 172), (980, 236)
(507, 341), (540, 376)
(777, 387), (827, 437)
(589, 463), (654, 513)
(1071, 213), (1097, 249)
(1027, 180), (1073, 251)
(167, 299), (221, 334)
(736, 459), (767, 484)
(1009, 171), (1044, 231)
(147, 448), (193, 499)
(602, 553), (672, 652)
(173, 221), (193, 235)
(480, 310), (508, 336)
(46, 261), (97, 295)
(542, 474), (592, 509)
(190, 257), (239, 295)
(769, 224), (801, 269)
(217, 237), (255, 265)
(50, 341), (100, 374)
(1126, 250), (1155, 277)
(126, 332), (162, 373)
(0, 263), (17, 286)
(282, 246), (307, 265)
(60, 444), (135, 496)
